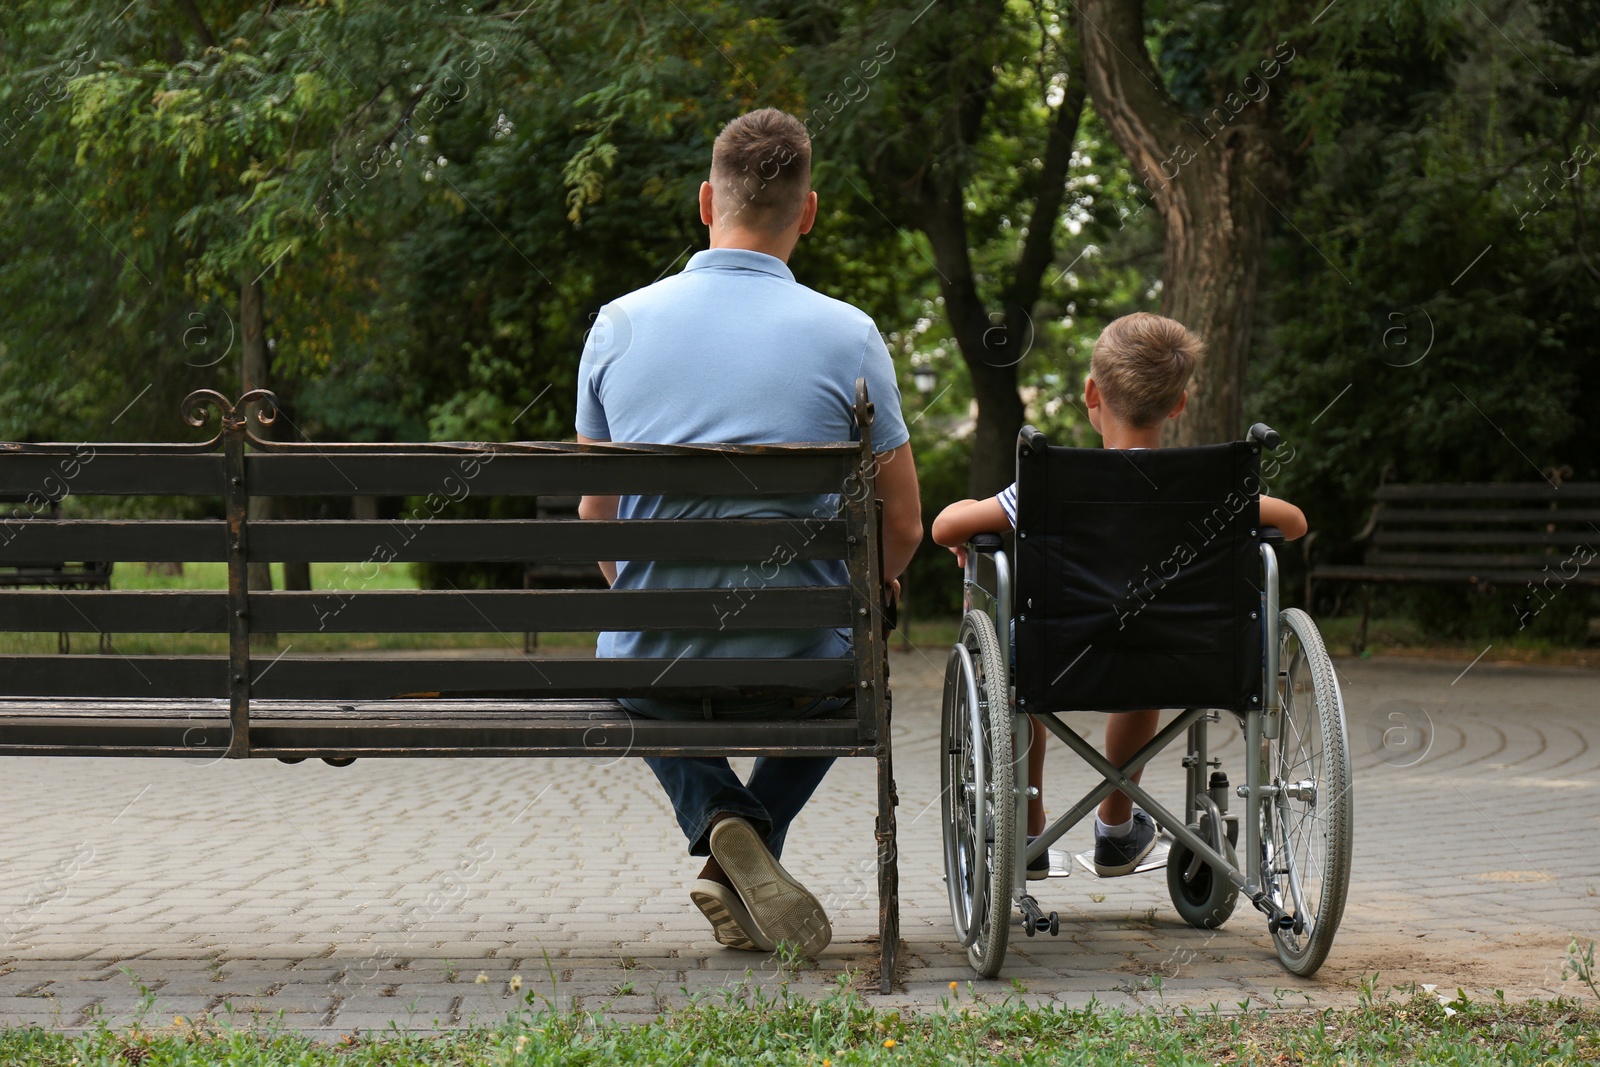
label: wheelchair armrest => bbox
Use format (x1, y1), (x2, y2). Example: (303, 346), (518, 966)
(969, 533), (1005, 553)
(1260, 526), (1286, 547)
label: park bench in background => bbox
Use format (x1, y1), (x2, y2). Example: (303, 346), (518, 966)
(0, 495), (114, 653)
(0, 384), (902, 990)
(1311, 480), (1600, 650)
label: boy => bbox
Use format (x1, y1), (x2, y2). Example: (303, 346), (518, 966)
(932, 312), (1306, 878)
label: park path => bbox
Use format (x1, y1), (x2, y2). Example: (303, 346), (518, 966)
(0, 650), (1595, 1033)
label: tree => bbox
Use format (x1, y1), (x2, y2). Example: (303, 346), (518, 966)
(784, 0), (1091, 495)
(1077, 0), (1283, 445)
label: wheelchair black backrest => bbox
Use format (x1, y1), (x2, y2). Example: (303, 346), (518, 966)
(1012, 427), (1265, 715)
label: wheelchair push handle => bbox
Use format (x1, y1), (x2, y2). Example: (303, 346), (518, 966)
(1018, 424), (1049, 457)
(969, 533), (1005, 553)
(1247, 423), (1281, 450)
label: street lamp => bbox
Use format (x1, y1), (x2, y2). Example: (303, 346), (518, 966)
(912, 365), (938, 396)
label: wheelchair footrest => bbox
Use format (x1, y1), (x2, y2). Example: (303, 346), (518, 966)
(1070, 835), (1172, 878)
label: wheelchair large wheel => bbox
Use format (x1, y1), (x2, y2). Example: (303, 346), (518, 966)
(1264, 608), (1353, 976)
(940, 609), (1014, 978)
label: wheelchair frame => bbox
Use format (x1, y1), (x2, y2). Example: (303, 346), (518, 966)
(941, 425), (1353, 979)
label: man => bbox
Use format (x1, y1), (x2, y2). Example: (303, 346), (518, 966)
(574, 109), (921, 957)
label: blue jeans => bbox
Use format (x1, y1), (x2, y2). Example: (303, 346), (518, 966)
(632, 695), (846, 859)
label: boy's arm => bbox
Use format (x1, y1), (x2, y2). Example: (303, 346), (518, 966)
(1260, 494), (1308, 541)
(932, 497), (1013, 566)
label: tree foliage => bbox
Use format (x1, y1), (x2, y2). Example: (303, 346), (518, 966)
(0, 0), (1594, 630)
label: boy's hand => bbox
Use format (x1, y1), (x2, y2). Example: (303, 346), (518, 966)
(948, 545), (968, 568)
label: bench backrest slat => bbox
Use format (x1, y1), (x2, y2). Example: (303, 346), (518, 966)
(0, 453), (222, 496)
(0, 518), (850, 564)
(1380, 506), (1600, 524)
(241, 451), (860, 497)
(1365, 550), (1585, 569)
(1, 654), (855, 701)
(0, 587), (853, 634)
(1374, 482), (1600, 502)
(1372, 529), (1594, 547)
(0, 447), (861, 498)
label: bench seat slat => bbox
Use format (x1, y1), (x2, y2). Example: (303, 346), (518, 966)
(0, 587), (853, 634)
(0, 697), (867, 758)
(0, 655), (856, 699)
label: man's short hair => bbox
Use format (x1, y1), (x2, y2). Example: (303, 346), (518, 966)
(1090, 313), (1202, 427)
(710, 108), (811, 234)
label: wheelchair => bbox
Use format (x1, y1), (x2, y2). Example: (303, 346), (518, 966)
(941, 424), (1352, 978)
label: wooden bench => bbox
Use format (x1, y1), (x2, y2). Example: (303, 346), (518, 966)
(0, 385), (902, 990)
(1311, 480), (1600, 650)
(0, 495), (114, 653)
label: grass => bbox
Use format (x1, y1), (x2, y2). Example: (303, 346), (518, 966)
(0, 980), (1595, 1065)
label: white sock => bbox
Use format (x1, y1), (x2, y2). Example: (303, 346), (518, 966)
(1096, 815), (1134, 839)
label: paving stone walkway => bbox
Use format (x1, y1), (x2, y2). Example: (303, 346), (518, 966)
(0, 649), (1595, 1034)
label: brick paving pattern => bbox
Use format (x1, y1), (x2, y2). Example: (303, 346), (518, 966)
(0, 650), (1595, 1034)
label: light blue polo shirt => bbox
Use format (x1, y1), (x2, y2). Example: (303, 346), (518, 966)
(575, 247), (910, 667)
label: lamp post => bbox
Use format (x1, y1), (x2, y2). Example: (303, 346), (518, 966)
(912, 365), (937, 396)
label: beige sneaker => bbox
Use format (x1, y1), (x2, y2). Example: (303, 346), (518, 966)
(689, 878), (772, 952)
(708, 817), (832, 956)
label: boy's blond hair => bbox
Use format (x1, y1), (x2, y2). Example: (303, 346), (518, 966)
(1090, 313), (1202, 427)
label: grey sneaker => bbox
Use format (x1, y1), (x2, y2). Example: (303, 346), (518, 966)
(709, 817), (832, 955)
(1093, 811), (1158, 877)
(690, 878), (772, 952)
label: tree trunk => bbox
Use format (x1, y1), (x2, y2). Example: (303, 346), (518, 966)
(238, 276), (312, 597)
(240, 276), (278, 646)
(1159, 151), (1271, 446)
(1078, 0), (1276, 446)
(908, 46), (1087, 497)
(921, 190), (1027, 498)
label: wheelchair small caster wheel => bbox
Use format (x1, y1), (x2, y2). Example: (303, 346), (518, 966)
(1048, 912), (1059, 936)
(276, 757), (305, 764)
(322, 757), (356, 767)
(1024, 919), (1036, 938)
(1167, 832), (1239, 930)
